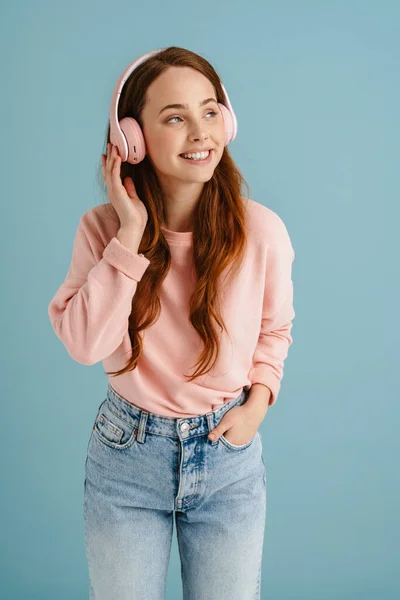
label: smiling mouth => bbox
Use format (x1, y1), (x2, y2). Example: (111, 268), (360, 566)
(179, 150), (214, 163)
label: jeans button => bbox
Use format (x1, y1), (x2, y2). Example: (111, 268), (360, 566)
(180, 422), (190, 432)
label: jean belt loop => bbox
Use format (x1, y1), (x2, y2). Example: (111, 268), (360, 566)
(137, 410), (149, 444)
(206, 412), (219, 446)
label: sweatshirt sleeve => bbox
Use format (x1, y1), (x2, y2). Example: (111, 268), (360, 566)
(247, 213), (296, 407)
(48, 210), (150, 365)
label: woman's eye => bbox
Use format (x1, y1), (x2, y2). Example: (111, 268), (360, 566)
(167, 110), (218, 124)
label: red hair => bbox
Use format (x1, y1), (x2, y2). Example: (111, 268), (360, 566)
(98, 46), (250, 382)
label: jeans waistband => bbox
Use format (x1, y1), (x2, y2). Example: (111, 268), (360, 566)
(105, 383), (250, 441)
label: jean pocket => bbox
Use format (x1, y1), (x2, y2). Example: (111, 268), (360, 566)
(219, 430), (260, 451)
(93, 400), (138, 450)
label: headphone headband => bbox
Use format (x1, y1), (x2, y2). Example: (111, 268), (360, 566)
(109, 49), (165, 142)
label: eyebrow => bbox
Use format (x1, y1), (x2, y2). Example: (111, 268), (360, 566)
(158, 97), (218, 116)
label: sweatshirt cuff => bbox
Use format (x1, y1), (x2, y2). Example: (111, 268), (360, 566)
(102, 236), (150, 281)
(248, 366), (281, 407)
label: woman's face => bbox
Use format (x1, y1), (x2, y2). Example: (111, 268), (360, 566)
(140, 66), (225, 185)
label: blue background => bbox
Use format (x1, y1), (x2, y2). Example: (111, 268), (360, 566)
(1, 0), (399, 598)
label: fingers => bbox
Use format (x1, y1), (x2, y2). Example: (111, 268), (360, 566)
(102, 143), (120, 185)
(111, 145), (121, 183)
(208, 417), (233, 441)
(107, 143), (115, 175)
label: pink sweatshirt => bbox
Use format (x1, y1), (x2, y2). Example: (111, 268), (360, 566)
(48, 197), (295, 417)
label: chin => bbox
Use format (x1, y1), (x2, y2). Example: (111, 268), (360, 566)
(182, 168), (215, 178)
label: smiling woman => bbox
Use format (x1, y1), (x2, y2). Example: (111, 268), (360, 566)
(48, 45), (295, 600)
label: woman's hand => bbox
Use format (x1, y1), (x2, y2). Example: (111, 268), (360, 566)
(207, 405), (263, 445)
(101, 143), (148, 231)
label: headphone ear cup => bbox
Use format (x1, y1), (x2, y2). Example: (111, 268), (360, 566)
(119, 117), (147, 164)
(218, 102), (236, 146)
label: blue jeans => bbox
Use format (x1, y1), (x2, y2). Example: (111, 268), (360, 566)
(83, 383), (267, 599)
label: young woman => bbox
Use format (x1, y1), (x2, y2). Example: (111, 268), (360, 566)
(48, 46), (295, 600)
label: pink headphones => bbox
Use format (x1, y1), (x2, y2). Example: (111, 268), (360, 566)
(109, 47), (238, 165)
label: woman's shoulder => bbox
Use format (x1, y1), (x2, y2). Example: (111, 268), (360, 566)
(77, 202), (120, 247)
(81, 202), (118, 224)
(242, 196), (291, 245)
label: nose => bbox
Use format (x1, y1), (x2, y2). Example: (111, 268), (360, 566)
(190, 129), (209, 143)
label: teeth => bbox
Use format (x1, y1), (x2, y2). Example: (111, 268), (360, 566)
(181, 150), (210, 160)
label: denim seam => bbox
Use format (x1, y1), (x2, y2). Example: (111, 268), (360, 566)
(92, 426), (138, 450)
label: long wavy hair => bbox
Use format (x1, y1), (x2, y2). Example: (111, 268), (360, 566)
(97, 46), (251, 382)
